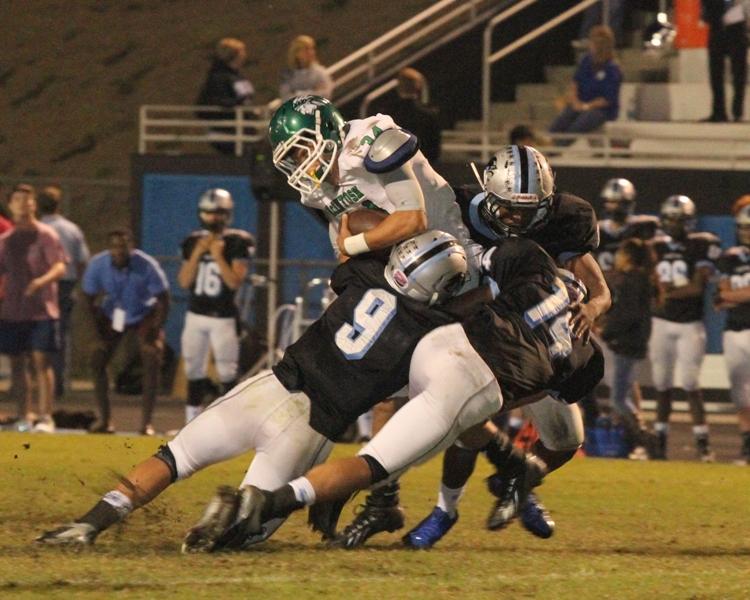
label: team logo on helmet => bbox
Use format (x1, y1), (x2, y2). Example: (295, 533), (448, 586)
(392, 270), (408, 288)
(292, 95), (328, 115)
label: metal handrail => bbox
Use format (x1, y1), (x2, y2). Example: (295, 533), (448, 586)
(481, 0), (601, 160)
(442, 129), (750, 170)
(329, 0), (508, 106)
(138, 104), (272, 156)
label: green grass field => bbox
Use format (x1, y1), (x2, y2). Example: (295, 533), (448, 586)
(1, 432), (749, 599)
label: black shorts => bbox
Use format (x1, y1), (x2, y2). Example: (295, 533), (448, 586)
(0, 319), (60, 355)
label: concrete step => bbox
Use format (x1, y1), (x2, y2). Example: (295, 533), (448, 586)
(490, 101), (531, 124)
(516, 83), (565, 104)
(545, 64), (576, 85)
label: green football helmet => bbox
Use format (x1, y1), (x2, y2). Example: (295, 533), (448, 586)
(268, 95), (346, 195)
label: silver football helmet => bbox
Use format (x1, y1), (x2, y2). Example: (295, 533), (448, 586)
(660, 194), (696, 238)
(384, 230), (468, 304)
(198, 188), (234, 232)
(473, 145), (555, 236)
(600, 178), (636, 222)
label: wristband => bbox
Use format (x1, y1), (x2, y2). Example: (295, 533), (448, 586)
(342, 233), (371, 256)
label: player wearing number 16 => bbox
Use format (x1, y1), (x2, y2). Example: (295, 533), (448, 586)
(177, 189), (255, 425)
(650, 195), (722, 461)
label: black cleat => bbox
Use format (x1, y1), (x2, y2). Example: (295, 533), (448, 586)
(182, 485), (241, 553)
(486, 454), (546, 531)
(330, 503), (405, 549)
(36, 522), (98, 546)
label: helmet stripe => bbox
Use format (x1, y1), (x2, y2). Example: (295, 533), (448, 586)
(511, 145), (522, 194)
(517, 145), (530, 194)
(403, 240), (460, 276)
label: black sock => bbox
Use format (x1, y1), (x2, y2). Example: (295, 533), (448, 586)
(77, 500), (123, 532)
(263, 485), (304, 521)
(366, 481), (400, 508)
(742, 431), (750, 458)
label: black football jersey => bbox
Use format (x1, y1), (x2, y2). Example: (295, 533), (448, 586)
(464, 237), (571, 403)
(651, 231), (722, 322)
(595, 214), (659, 273)
(455, 186), (598, 264)
(272, 256), (455, 439)
(181, 229), (255, 318)
(716, 245), (750, 331)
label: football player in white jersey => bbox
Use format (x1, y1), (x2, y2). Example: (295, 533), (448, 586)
(268, 94), (481, 544)
(177, 189), (255, 424)
(714, 196), (750, 465)
(650, 195), (722, 461)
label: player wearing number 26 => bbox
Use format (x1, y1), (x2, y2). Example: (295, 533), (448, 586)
(178, 189), (255, 425)
(649, 195), (722, 461)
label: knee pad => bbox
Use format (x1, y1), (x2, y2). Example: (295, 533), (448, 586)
(361, 453), (390, 484)
(154, 444), (178, 482)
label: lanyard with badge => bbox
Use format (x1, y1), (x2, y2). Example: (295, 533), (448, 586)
(110, 264), (129, 332)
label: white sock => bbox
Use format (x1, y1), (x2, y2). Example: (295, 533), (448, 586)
(654, 421), (669, 433)
(693, 424), (709, 437)
(436, 483), (465, 518)
(185, 405), (202, 424)
(102, 490), (134, 518)
(289, 477), (316, 506)
(356, 410), (373, 440)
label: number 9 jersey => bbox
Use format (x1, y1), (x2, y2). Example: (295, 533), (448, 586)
(651, 231), (721, 322)
(181, 229), (255, 317)
(272, 255), (456, 440)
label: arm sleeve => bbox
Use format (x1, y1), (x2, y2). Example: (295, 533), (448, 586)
(81, 260), (99, 294)
(146, 259), (170, 295)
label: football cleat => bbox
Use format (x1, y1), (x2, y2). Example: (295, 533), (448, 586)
(519, 493), (555, 539)
(486, 454), (546, 531)
(699, 449), (716, 464)
(36, 522), (97, 546)
(182, 485), (241, 553)
(329, 503), (405, 549)
(402, 507), (458, 549)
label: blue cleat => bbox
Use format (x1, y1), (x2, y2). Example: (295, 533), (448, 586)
(402, 507), (458, 549)
(519, 492), (555, 539)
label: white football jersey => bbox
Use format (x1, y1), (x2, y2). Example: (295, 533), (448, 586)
(301, 114), (479, 279)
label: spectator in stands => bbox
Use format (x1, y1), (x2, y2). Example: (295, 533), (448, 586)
(0, 184), (66, 433)
(701, 0), (748, 122)
(371, 67), (442, 164)
(196, 38), (255, 155)
(37, 185), (90, 399)
(82, 229), (169, 435)
(575, 0), (626, 47)
(279, 35), (334, 101)
(599, 238), (658, 459)
(549, 25), (622, 137)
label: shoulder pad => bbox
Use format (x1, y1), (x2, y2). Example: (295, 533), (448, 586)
(690, 231), (721, 244)
(225, 229), (256, 243)
(363, 128), (419, 174)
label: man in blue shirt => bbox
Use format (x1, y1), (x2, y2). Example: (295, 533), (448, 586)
(82, 229), (169, 435)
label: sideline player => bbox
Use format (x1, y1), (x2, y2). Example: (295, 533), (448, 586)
(713, 196), (750, 465)
(650, 195), (721, 461)
(410, 145), (611, 545)
(269, 94), (480, 543)
(36, 231), (472, 547)
(177, 189), (255, 424)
